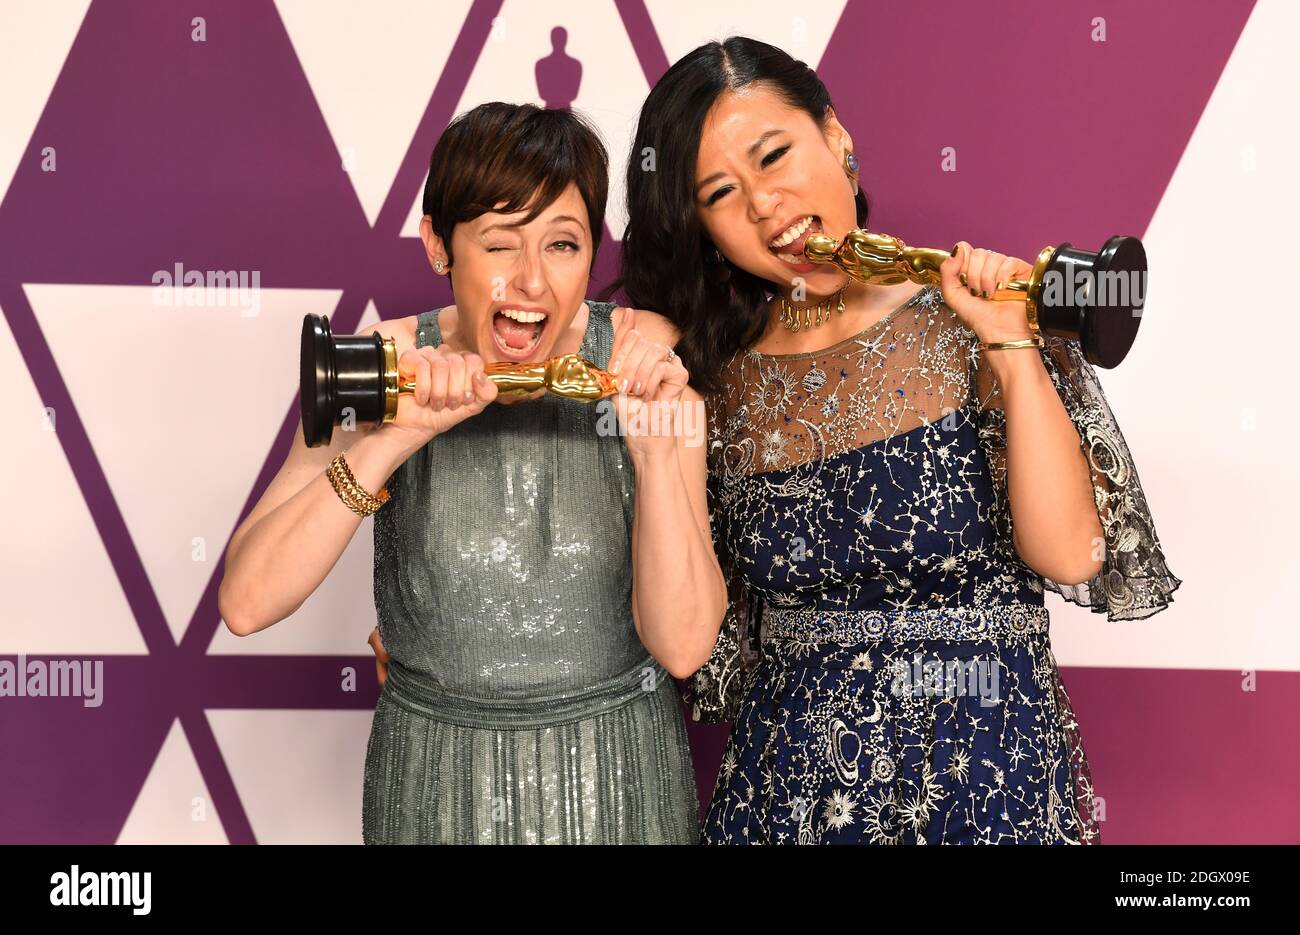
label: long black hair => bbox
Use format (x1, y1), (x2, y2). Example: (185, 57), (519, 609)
(609, 36), (869, 393)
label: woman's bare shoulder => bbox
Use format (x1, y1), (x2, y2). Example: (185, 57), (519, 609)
(358, 308), (458, 352)
(359, 314), (416, 343)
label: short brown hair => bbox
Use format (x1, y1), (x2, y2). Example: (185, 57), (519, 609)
(422, 103), (609, 269)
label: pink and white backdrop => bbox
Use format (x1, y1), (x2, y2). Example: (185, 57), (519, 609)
(1, 0), (1295, 844)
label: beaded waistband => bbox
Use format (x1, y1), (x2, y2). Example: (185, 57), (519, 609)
(382, 655), (668, 730)
(762, 602), (1049, 645)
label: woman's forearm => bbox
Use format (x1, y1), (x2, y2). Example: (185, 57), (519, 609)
(629, 447), (726, 678)
(987, 349), (1104, 584)
(218, 429), (415, 635)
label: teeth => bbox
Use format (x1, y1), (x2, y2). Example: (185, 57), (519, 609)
(769, 216), (814, 248)
(500, 309), (546, 323)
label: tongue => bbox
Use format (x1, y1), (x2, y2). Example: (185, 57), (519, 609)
(494, 313), (540, 350)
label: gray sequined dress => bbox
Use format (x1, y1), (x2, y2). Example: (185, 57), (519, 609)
(362, 300), (699, 844)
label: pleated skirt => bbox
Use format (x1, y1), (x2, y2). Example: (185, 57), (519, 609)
(362, 669), (699, 845)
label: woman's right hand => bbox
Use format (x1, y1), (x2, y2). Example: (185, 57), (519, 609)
(380, 345), (498, 452)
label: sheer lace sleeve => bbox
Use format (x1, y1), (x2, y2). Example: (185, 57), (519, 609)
(681, 392), (764, 723)
(971, 331), (1182, 620)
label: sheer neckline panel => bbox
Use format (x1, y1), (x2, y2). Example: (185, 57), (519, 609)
(708, 287), (986, 477)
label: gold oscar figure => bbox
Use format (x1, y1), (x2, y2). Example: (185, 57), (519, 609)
(381, 341), (622, 421)
(803, 229), (1052, 333)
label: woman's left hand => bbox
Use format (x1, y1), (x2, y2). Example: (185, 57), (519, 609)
(367, 626), (390, 688)
(939, 242), (1038, 344)
(609, 308), (689, 460)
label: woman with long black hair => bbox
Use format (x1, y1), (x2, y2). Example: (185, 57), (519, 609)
(616, 36), (1180, 844)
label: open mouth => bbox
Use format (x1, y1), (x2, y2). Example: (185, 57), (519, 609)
(491, 307), (549, 361)
(768, 215), (823, 266)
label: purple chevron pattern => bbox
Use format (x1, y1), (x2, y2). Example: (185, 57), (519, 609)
(4, 0), (1295, 845)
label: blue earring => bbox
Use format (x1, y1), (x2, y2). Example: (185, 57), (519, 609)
(844, 151), (859, 175)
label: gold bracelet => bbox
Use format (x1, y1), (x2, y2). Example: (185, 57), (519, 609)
(326, 455), (369, 515)
(328, 454), (389, 516)
(326, 453), (390, 516)
(977, 335), (1044, 352)
(333, 453), (389, 515)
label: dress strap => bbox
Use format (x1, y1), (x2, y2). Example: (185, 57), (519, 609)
(415, 308), (444, 349)
(580, 300), (617, 370)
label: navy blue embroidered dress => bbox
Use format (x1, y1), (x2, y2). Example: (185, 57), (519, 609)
(687, 285), (1179, 845)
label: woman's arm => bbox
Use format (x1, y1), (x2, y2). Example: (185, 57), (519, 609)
(941, 242), (1103, 584)
(611, 308), (727, 678)
(984, 348), (1103, 584)
(218, 417), (419, 636)
(627, 386), (727, 678)
(218, 315), (497, 634)
(218, 318), (418, 635)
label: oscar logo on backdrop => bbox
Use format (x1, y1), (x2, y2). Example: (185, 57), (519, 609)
(536, 27), (581, 111)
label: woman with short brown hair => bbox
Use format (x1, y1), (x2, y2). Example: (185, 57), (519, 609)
(219, 103), (723, 844)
